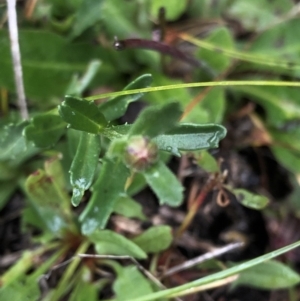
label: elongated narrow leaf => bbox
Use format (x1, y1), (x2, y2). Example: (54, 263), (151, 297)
(89, 230), (147, 259)
(113, 266), (154, 300)
(233, 188), (269, 210)
(153, 123), (227, 156)
(59, 96), (108, 133)
(80, 159), (129, 234)
(44, 156), (67, 192)
(99, 74), (153, 121)
(24, 113), (66, 148)
(70, 132), (101, 206)
(132, 225), (172, 253)
(143, 161), (183, 206)
(25, 169), (71, 234)
(129, 102), (182, 138)
(234, 260), (300, 289)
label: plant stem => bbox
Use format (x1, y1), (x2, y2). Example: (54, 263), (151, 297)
(85, 80), (300, 101)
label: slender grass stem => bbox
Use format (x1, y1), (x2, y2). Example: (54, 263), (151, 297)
(85, 80), (300, 101)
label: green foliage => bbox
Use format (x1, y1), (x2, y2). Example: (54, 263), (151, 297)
(89, 230), (147, 259)
(132, 225), (173, 253)
(69, 132), (101, 206)
(59, 96), (108, 133)
(24, 113), (66, 148)
(79, 158), (129, 234)
(143, 161), (184, 206)
(113, 266), (154, 300)
(99, 74), (153, 121)
(232, 188), (269, 210)
(233, 260), (300, 289)
(3, 1), (300, 300)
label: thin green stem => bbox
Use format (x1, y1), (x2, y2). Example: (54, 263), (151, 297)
(85, 81), (300, 101)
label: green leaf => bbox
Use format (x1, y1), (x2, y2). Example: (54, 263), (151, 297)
(150, 0), (187, 21)
(143, 161), (184, 207)
(153, 123), (227, 157)
(69, 0), (105, 39)
(196, 150), (219, 173)
(24, 113), (66, 148)
(66, 60), (101, 96)
(272, 146), (300, 174)
(0, 30), (114, 100)
(44, 155), (68, 192)
(129, 102), (182, 138)
(233, 189), (269, 210)
(132, 225), (172, 253)
(227, 0), (292, 31)
(0, 122), (37, 163)
(59, 96), (108, 133)
(234, 86), (300, 127)
(99, 74), (153, 121)
(113, 194), (147, 221)
(70, 132), (101, 206)
(197, 27), (234, 73)
(182, 88), (225, 124)
(113, 266), (154, 300)
(89, 230), (147, 259)
(80, 159), (129, 234)
(234, 260), (300, 289)
(24, 169), (71, 234)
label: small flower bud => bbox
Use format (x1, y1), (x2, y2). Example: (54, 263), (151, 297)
(124, 136), (158, 171)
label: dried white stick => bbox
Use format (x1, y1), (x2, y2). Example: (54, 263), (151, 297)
(6, 0), (28, 119)
(162, 242), (244, 278)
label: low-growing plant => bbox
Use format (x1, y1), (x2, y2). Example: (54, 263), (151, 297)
(2, 1), (300, 300)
